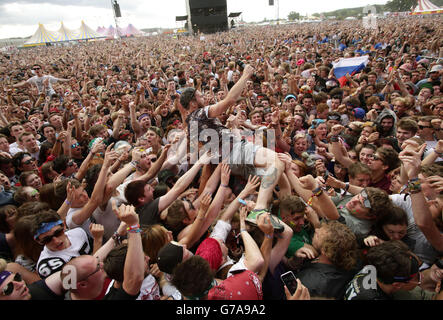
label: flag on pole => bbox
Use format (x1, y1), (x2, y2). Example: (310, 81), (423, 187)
(332, 56), (369, 87)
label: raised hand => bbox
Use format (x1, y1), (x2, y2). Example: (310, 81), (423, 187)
(197, 192), (212, 220)
(257, 212), (274, 238)
(89, 223), (105, 241)
(399, 144), (426, 179)
(112, 200), (139, 227)
(298, 175), (319, 191)
(220, 163), (231, 187)
(240, 175), (261, 197)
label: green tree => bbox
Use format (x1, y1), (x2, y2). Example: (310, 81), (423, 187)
(385, 0), (417, 12)
(287, 11), (300, 20)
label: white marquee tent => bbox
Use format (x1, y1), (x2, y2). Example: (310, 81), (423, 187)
(24, 21), (105, 47)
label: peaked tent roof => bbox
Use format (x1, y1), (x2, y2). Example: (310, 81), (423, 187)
(123, 24), (143, 36)
(57, 22), (80, 41)
(24, 23), (62, 46)
(76, 20), (105, 40)
(96, 26), (107, 35)
(410, 0), (443, 14)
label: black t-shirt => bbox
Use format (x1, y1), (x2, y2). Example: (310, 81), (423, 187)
(344, 268), (391, 300)
(137, 198), (160, 227)
(0, 233), (13, 262)
(28, 280), (64, 300)
(102, 285), (139, 300)
(296, 261), (360, 300)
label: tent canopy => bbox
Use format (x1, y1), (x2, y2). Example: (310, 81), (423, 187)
(24, 21), (105, 46)
(410, 0), (443, 14)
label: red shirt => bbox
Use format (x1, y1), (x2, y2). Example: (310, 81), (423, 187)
(208, 270), (263, 300)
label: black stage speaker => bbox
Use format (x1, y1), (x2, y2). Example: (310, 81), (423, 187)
(113, 1), (122, 18)
(188, 0), (228, 34)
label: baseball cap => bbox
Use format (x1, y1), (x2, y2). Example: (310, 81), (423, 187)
(353, 108), (366, 120)
(158, 169), (176, 184)
(157, 242), (184, 274)
(179, 87), (196, 108)
(430, 65), (443, 73)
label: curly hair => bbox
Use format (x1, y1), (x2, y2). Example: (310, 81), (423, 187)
(320, 220), (359, 271)
(366, 240), (415, 284)
(171, 255), (214, 298)
(366, 187), (392, 219)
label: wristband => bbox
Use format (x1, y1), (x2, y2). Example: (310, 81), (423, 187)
(330, 135), (339, 142)
(65, 199), (71, 206)
(240, 229), (247, 233)
(127, 224), (141, 232)
(238, 198), (247, 206)
(128, 228), (142, 233)
(407, 178), (421, 194)
(265, 234), (273, 239)
(220, 184), (229, 188)
(112, 232), (125, 245)
(434, 150), (443, 157)
(307, 187), (323, 206)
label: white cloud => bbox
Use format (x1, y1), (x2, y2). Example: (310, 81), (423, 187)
(0, 0), (388, 39)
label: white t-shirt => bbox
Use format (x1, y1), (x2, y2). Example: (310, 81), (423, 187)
(36, 227), (91, 279)
(26, 75), (58, 96)
(66, 207), (92, 238)
(92, 197), (123, 242)
(137, 275), (161, 300)
(9, 142), (25, 156)
(209, 219), (248, 277)
(389, 194), (442, 267)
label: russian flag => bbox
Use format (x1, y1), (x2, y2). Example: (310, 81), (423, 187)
(332, 56), (369, 87)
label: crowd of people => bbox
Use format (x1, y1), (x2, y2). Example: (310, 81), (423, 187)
(0, 15), (442, 301)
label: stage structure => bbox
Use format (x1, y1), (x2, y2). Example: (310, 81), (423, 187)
(185, 0), (229, 34)
(111, 0), (122, 39)
(228, 12), (242, 29)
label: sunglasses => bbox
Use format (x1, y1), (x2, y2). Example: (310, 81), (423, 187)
(37, 227), (64, 245)
(67, 160), (75, 167)
(1, 273), (22, 296)
(360, 189), (372, 209)
(182, 198), (195, 211)
(371, 154), (383, 162)
(150, 157), (157, 162)
(418, 125), (432, 129)
(71, 142), (80, 149)
(32, 67), (41, 71)
(22, 158), (36, 165)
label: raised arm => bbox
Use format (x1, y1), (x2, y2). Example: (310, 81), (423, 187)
(208, 64), (254, 118)
(238, 206), (264, 274)
(400, 146), (443, 252)
(70, 145), (118, 226)
(157, 151), (214, 212)
(279, 153), (339, 220)
(117, 204), (145, 296)
(177, 163), (231, 242)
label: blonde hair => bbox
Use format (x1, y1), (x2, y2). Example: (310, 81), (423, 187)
(0, 258), (7, 272)
(141, 224), (170, 263)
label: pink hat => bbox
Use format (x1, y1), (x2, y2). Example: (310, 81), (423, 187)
(297, 59), (305, 66)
